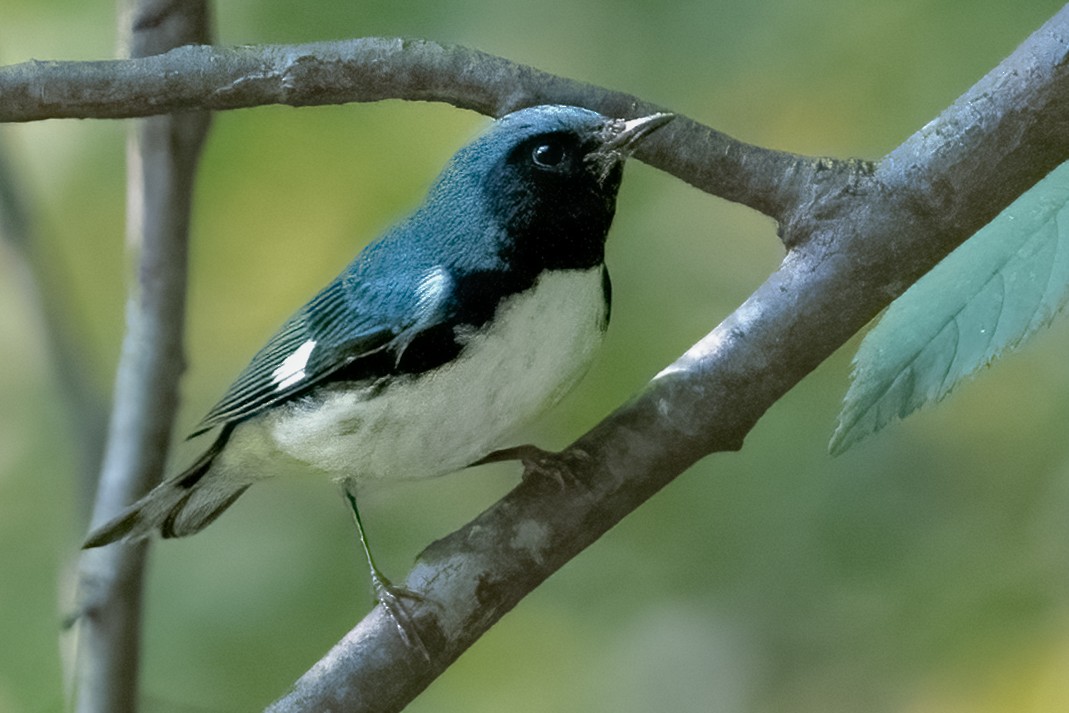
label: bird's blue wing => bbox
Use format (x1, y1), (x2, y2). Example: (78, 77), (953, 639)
(190, 262), (455, 435)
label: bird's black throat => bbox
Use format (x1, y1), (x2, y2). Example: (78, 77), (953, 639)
(327, 132), (622, 387)
(487, 134), (622, 276)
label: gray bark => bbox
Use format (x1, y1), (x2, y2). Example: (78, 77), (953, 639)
(71, 3), (212, 712)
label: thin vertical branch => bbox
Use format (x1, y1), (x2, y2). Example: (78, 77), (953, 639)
(0, 134), (109, 494)
(72, 2), (212, 712)
(0, 128), (110, 705)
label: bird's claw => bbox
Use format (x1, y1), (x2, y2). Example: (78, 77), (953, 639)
(369, 571), (431, 661)
(474, 444), (592, 490)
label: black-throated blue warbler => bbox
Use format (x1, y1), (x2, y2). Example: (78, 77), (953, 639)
(83, 104), (673, 644)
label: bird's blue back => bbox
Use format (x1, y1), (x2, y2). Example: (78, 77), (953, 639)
(194, 105), (618, 433)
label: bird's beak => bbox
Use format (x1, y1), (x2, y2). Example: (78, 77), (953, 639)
(599, 112), (675, 154)
(588, 111), (674, 180)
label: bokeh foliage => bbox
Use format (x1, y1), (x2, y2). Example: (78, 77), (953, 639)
(2, 1), (1068, 712)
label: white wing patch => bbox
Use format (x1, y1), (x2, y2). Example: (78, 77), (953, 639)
(415, 266), (451, 316)
(391, 265), (452, 364)
(271, 339), (317, 391)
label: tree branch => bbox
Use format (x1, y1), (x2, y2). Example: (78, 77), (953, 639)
(265, 7), (1069, 712)
(0, 38), (819, 222)
(5, 5), (1066, 712)
(71, 2), (212, 712)
(0, 133), (109, 503)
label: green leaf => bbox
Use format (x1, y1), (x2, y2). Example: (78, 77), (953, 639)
(830, 161), (1069, 455)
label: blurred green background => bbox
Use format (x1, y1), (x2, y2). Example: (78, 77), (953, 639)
(3, 1), (1069, 711)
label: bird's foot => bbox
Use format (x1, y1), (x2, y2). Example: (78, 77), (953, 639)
(474, 444), (592, 490)
(369, 569), (431, 661)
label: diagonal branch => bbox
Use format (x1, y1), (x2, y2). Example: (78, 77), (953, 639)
(264, 6), (1069, 712)
(0, 38), (823, 222)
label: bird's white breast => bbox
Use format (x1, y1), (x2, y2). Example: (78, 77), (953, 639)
(256, 266), (608, 482)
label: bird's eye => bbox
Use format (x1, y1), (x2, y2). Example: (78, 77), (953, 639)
(531, 141), (567, 168)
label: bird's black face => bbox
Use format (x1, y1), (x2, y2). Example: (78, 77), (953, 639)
(485, 128), (624, 276)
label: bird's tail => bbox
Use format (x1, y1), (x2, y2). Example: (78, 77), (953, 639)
(82, 427), (249, 548)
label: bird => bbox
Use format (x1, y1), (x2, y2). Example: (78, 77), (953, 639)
(83, 104), (673, 645)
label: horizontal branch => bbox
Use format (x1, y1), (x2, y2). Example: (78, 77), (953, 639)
(0, 38), (820, 220)
(267, 6), (1069, 712)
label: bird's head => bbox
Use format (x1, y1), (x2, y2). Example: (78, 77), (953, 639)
(423, 105), (673, 273)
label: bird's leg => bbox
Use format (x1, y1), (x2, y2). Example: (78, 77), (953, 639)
(341, 485), (429, 660)
(472, 444), (593, 489)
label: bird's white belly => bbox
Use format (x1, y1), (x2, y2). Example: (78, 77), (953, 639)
(260, 267), (607, 482)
